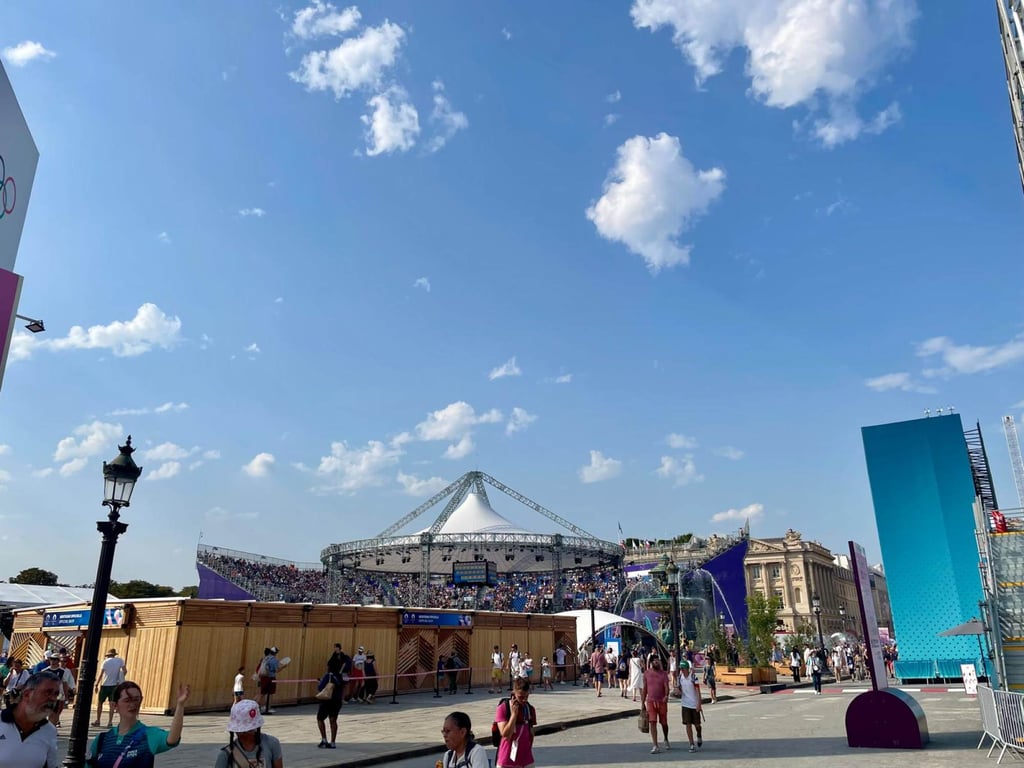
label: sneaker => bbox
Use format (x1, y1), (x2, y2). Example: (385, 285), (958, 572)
(650, 746), (660, 754)
(318, 740), (328, 749)
(327, 742), (337, 749)
(664, 740), (671, 750)
(689, 745), (697, 753)
(697, 736), (702, 748)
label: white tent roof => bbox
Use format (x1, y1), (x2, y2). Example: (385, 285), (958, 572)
(0, 583), (115, 608)
(557, 609), (653, 653)
(433, 493), (532, 534)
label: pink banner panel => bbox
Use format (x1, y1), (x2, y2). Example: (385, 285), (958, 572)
(0, 267), (24, 391)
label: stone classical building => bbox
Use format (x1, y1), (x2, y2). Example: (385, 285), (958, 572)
(744, 529), (891, 643)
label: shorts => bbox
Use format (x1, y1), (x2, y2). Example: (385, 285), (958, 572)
(556, 664), (566, 675)
(593, 672), (605, 684)
(646, 699), (668, 725)
(681, 706), (700, 726)
(259, 676), (277, 695)
(492, 668), (503, 681)
(317, 700), (342, 720)
(98, 686), (117, 704)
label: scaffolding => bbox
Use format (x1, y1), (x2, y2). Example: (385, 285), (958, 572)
(997, 0), (1024, 194)
(1004, 416), (1024, 509)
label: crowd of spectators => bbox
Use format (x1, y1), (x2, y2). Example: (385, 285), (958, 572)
(199, 548), (624, 612)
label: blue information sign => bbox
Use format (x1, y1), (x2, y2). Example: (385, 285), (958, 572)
(42, 607), (126, 629)
(401, 612), (473, 627)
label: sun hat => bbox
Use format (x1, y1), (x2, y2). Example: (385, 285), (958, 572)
(228, 700), (265, 733)
(46, 651), (60, 660)
(105, 648), (118, 657)
(269, 646), (279, 655)
(358, 646), (365, 653)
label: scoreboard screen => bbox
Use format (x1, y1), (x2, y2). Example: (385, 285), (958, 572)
(452, 560), (497, 586)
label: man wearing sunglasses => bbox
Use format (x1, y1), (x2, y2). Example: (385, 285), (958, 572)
(0, 671), (60, 767)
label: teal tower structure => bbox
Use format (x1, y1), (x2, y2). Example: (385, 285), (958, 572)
(862, 413), (983, 679)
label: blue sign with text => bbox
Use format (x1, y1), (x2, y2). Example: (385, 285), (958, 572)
(401, 612), (473, 627)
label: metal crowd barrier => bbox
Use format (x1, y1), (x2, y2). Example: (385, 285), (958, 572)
(977, 684), (1024, 763)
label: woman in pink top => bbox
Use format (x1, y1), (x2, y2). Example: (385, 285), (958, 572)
(641, 656), (670, 754)
(495, 678), (536, 768)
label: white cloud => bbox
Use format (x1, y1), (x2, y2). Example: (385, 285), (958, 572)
(2, 41), (56, 67)
(506, 407), (538, 435)
(207, 505), (257, 520)
(0, 444), (10, 455)
(607, 90), (622, 103)
(665, 433), (697, 450)
(579, 450), (622, 484)
(655, 455), (704, 486)
(315, 440), (402, 492)
(396, 471), (447, 497)
(148, 461), (182, 481)
(157, 231), (171, 245)
(202, 449), (222, 460)
(292, 1), (362, 39)
(443, 434), (474, 460)
(414, 277), (431, 292)
(415, 401), (501, 458)
(274, 296), (284, 304)
(865, 371), (936, 394)
(488, 356), (521, 381)
(426, 80), (468, 153)
(154, 402), (189, 413)
(53, 422), (123, 476)
(553, 373), (573, 384)
(604, 113), (620, 126)
(711, 502), (764, 523)
(31, 468), (53, 479)
(12, 304), (182, 361)
(142, 442), (192, 461)
(361, 86), (420, 156)
(586, 133), (725, 272)
(501, 27), (512, 41)
(916, 332), (1024, 378)
(714, 446), (745, 460)
(631, 0), (916, 147)
(239, 208), (266, 217)
(245, 343), (262, 355)
(243, 453), (276, 477)
(291, 20), (405, 98)
(813, 101), (902, 148)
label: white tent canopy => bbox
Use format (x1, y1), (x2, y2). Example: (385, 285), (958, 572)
(427, 493), (532, 534)
(556, 609), (663, 654)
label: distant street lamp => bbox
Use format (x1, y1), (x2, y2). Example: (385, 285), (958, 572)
(667, 560), (680, 656)
(811, 592), (825, 660)
(839, 603), (847, 634)
(64, 437), (142, 768)
(588, 585), (598, 650)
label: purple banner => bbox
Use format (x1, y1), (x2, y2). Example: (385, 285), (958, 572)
(0, 267), (22, 391)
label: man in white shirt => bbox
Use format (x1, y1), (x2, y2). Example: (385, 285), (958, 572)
(677, 659), (703, 752)
(553, 643), (568, 684)
(0, 671), (60, 768)
(94, 648), (127, 728)
(3, 658), (29, 706)
(42, 653), (74, 728)
(490, 645), (503, 693)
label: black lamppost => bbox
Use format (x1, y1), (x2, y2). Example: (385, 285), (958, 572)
(811, 592), (825, 661)
(588, 585), (598, 650)
(838, 603), (847, 635)
(64, 437), (142, 768)
(666, 560), (680, 656)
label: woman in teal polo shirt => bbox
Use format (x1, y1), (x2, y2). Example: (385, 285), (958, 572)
(89, 680), (191, 767)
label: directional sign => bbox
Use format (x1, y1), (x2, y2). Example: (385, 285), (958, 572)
(0, 61), (39, 272)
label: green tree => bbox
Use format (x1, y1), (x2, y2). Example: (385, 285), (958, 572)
(109, 580), (176, 599)
(745, 592), (782, 668)
(10, 568), (58, 585)
(789, 621), (817, 653)
(178, 585), (198, 598)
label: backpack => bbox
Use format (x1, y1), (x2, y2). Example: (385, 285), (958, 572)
(618, 659), (627, 674)
(490, 697), (534, 748)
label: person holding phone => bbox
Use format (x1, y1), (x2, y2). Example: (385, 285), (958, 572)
(495, 678), (535, 768)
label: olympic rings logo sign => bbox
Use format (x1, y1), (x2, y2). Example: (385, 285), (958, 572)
(0, 154), (16, 219)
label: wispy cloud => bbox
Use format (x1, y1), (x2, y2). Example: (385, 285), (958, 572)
(553, 373), (572, 384)
(865, 371), (936, 394)
(665, 433), (697, 450)
(426, 80), (468, 153)
(714, 446), (744, 460)
(606, 90), (622, 103)
(506, 407), (537, 435)
(53, 421), (123, 477)
(414, 277), (431, 292)
(655, 455), (704, 486)
(396, 471), (447, 497)
(711, 502), (764, 523)
(488, 356), (521, 381)
(579, 450), (622, 483)
(501, 27), (512, 41)
(239, 208), (267, 218)
(157, 231), (171, 245)
(917, 332), (1024, 378)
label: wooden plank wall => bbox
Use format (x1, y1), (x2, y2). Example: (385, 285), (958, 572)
(9, 600), (577, 713)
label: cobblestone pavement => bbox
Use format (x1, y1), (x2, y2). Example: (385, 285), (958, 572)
(55, 681), (982, 768)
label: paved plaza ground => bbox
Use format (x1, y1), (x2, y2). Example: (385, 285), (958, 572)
(57, 680), (984, 768)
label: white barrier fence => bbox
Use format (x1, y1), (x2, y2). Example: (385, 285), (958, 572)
(979, 684), (1024, 763)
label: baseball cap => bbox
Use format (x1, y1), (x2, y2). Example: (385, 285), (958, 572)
(358, 646), (365, 653)
(269, 646), (279, 655)
(228, 700), (265, 733)
(679, 659), (691, 669)
(46, 651), (60, 660)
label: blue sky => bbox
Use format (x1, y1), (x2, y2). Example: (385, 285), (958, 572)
(0, 1), (1021, 589)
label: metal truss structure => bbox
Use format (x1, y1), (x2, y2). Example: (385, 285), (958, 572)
(321, 471), (623, 606)
(997, 0), (1024, 194)
(1004, 416), (1024, 509)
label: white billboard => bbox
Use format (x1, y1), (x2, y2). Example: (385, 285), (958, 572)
(0, 61), (39, 273)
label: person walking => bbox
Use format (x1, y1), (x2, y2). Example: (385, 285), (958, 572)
(810, 648), (824, 695)
(94, 648), (128, 728)
(440, 711), (488, 768)
(490, 645), (504, 694)
(540, 656), (553, 691)
(258, 647), (280, 715)
(495, 678), (535, 768)
(362, 652), (379, 703)
(315, 665), (344, 749)
(553, 643), (568, 684)
(789, 647), (802, 683)
(446, 652), (461, 695)
(677, 659), (703, 753)
(3, 658), (29, 707)
(42, 652), (75, 728)
(233, 667), (245, 704)
(89, 681), (191, 767)
(702, 655), (718, 704)
(215, 699), (283, 768)
(589, 645), (606, 697)
(641, 655), (670, 753)
(0, 670), (60, 767)
(628, 650), (644, 702)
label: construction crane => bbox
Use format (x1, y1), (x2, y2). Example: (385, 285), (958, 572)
(1004, 415), (1024, 509)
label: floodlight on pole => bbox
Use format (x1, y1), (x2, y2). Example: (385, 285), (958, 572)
(15, 313), (43, 333)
